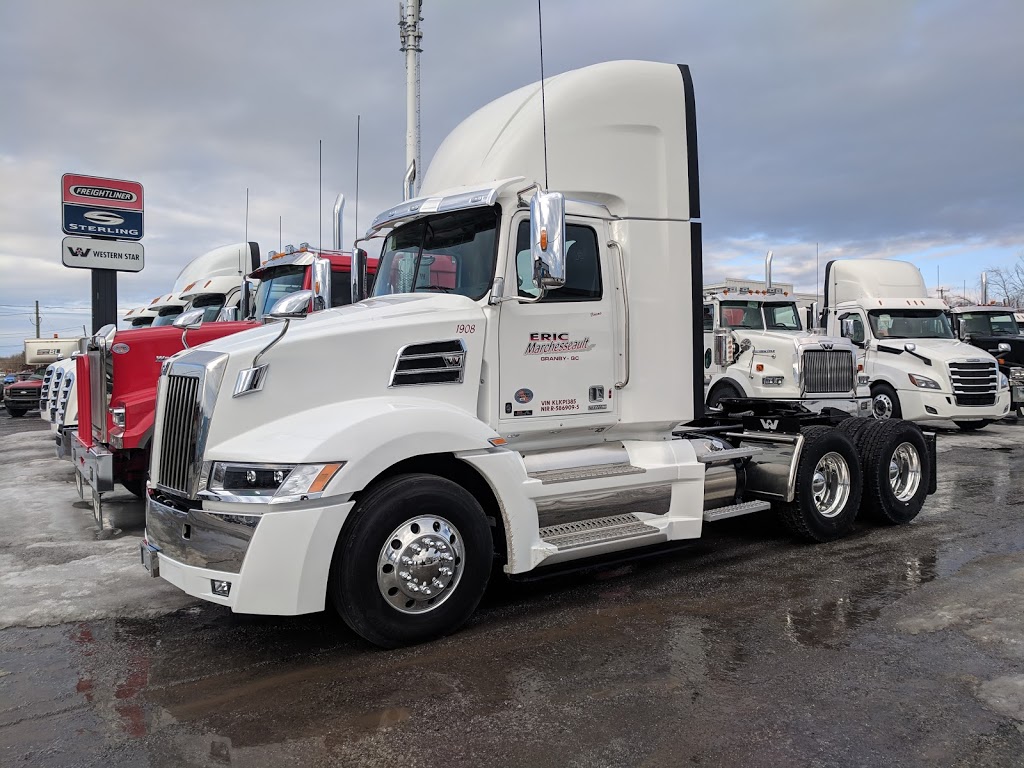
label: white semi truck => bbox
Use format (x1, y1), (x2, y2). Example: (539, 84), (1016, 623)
(823, 259), (1010, 430)
(703, 253), (869, 414)
(142, 61), (937, 647)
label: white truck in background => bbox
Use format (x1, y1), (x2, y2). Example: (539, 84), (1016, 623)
(824, 258), (1010, 430)
(703, 252), (869, 415)
(141, 60), (937, 648)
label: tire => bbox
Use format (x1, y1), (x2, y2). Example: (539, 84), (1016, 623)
(6, 407), (26, 418)
(122, 475), (147, 499)
(1015, 406), (1024, 420)
(836, 416), (874, 447)
(954, 419), (992, 432)
(870, 383), (901, 420)
(778, 425), (862, 542)
(328, 473), (493, 648)
(856, 420), (930, 525)
(707, 381), (743, 410)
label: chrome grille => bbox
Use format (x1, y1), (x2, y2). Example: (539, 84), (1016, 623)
(390, 340), (466, 386)
(949, 360), (998, 406)
(40, 366), (55, 408)
(158, 374), (201, 496)
(802, 349), (855, 394)
(57, 372), (75, 425)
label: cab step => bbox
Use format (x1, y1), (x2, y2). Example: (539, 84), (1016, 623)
(695, 445), (763, 464)
(540, 513), (659, 550)
(702, 500), (771, 522)
(529, 463), (646, 484)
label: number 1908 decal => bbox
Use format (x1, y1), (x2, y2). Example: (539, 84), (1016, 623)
(456, 324), (476, 334)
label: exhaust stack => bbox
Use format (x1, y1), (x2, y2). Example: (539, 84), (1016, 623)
(332, 193), (345, 251)
(765, 250), (774, 291)
(981, 271), (988, 305)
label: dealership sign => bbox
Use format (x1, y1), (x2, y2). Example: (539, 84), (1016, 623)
(61, 173), (144, 240)
(62, 235), (145, 273)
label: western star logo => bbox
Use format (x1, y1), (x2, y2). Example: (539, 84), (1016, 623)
(760, 419), (779, 430)
(66, 246), (140, 261)
(71, 185), (137, 203)
(443, 354), (463, 368)
(67, 246), (91, 258)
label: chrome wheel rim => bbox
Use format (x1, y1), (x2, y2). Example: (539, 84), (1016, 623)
(377, 516), (464, 614)
(811, 451), (851, 518)
(872, 393), (893, 420)
(888, 442), (921, 502)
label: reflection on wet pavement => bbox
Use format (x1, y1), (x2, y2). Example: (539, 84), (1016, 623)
(2, 432), (1024, 766)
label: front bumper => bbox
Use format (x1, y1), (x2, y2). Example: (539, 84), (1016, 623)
(896, 388), (1011, 422)
(55, 427), (74, 460)
(763, 396), (870, 417)
(4, 394), (39, 412)
(70, 433), (114, 493)
(144, 491), (356, 615)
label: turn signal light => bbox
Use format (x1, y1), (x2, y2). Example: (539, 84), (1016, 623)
(540, 228), (548, 250)
(756, 363), (764, 372)
(308, 463), (344, 494)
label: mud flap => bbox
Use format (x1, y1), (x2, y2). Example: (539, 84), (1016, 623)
(923, 431), (938, 495)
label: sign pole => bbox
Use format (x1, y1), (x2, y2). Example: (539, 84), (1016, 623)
(91, 269), (117, 332)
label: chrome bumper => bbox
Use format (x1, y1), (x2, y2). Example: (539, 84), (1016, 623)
(70, 433), (114, 493)
(145, 491), (257, 574)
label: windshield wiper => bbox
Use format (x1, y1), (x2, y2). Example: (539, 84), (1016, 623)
(415, 285), (454, 293)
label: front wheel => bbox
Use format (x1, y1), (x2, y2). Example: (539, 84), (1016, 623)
(706, 382), (743, 410)
(954, 419), (992, 432)
(328, 473), (493, 648)
(778, 426), (863, 542)
(121, 475), (147, 499)
(871, 383), (902, 420)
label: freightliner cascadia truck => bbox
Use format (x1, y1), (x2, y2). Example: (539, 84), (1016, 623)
(947, 301), (1024, 419)
(141, 61), (937, 648)
(823, 259), (1010, 430)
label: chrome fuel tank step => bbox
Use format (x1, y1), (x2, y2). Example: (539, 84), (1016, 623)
(702, 500), (771, 522)
(539, 513), (660, 551)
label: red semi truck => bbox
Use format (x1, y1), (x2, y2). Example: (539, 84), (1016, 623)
(71, 245), (376, 519)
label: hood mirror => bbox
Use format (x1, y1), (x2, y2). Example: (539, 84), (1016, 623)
(173, 309), (206, 328)
(998, 342), (1011, 353)
(529, 191), (566, 292)
(216, 306), (240, 322)
(904, 342), (917, 353)
(268, 290), (313, 319)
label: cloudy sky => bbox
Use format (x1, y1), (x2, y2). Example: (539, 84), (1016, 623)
(1, 0), (1022, 354)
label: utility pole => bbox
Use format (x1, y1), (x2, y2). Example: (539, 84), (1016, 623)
(399, 0), (423, 200)
(34, 301), (40, 338)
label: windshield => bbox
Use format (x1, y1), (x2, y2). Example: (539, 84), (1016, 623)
(151, 307), (184, 327)
(763, 302), (802, 331)
(720, 301), (764, 330)
(371, 206), (499, 301)
(959, 312), (1019, 337)
(868, 309), (953, 339)
(253, 265), (306, 320)
(190, 294), (228, 323)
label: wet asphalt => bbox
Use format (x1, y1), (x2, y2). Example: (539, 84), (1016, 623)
(1, 415), (1023, 767)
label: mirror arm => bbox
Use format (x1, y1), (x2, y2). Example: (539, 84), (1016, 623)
(252, 319), (290, 369)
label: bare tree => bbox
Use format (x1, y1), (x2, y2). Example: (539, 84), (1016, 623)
(985, 251), (1024, 308)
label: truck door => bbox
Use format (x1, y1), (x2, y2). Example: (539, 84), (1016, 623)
(838, 311), (869, 371)
(496, 214), (617, 433)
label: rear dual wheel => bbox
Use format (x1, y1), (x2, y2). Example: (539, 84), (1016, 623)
(839, 417), (930, 525)
(779, 426), (862, 542)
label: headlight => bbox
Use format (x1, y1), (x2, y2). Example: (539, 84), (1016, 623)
(762, 376), (785, 386)
(857, 374), (870, 386)
(999, 373), (1009, 390)
(908, 373), (941, 390)
(206, 461), (344, 503)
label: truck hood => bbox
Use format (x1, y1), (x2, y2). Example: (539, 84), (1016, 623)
(874, 338), (998, 365)
(960, 335), (1024, 366)
(170, 294), (489, 455)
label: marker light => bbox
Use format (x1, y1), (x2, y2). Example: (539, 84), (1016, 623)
(540, 228), (548, 251)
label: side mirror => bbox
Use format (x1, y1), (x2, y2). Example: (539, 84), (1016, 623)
(351, 248), (368, 302)
(268, 289), (313, 319)
(998, 342), (1011, 354)
(172, 309), (205, 328)
(840, 318), (865, 347)
(239, 279), (254, 320)
(216, 306), (240, 322)
(311, 256), (331, 311)
(529, 191), (566, 291)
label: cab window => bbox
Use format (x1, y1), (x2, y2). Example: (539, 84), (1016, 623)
(330, 270), (352, 307)
(514, 220), (602, 302)
(720, 301), (763, 330)
(702, 304), (714, 331)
